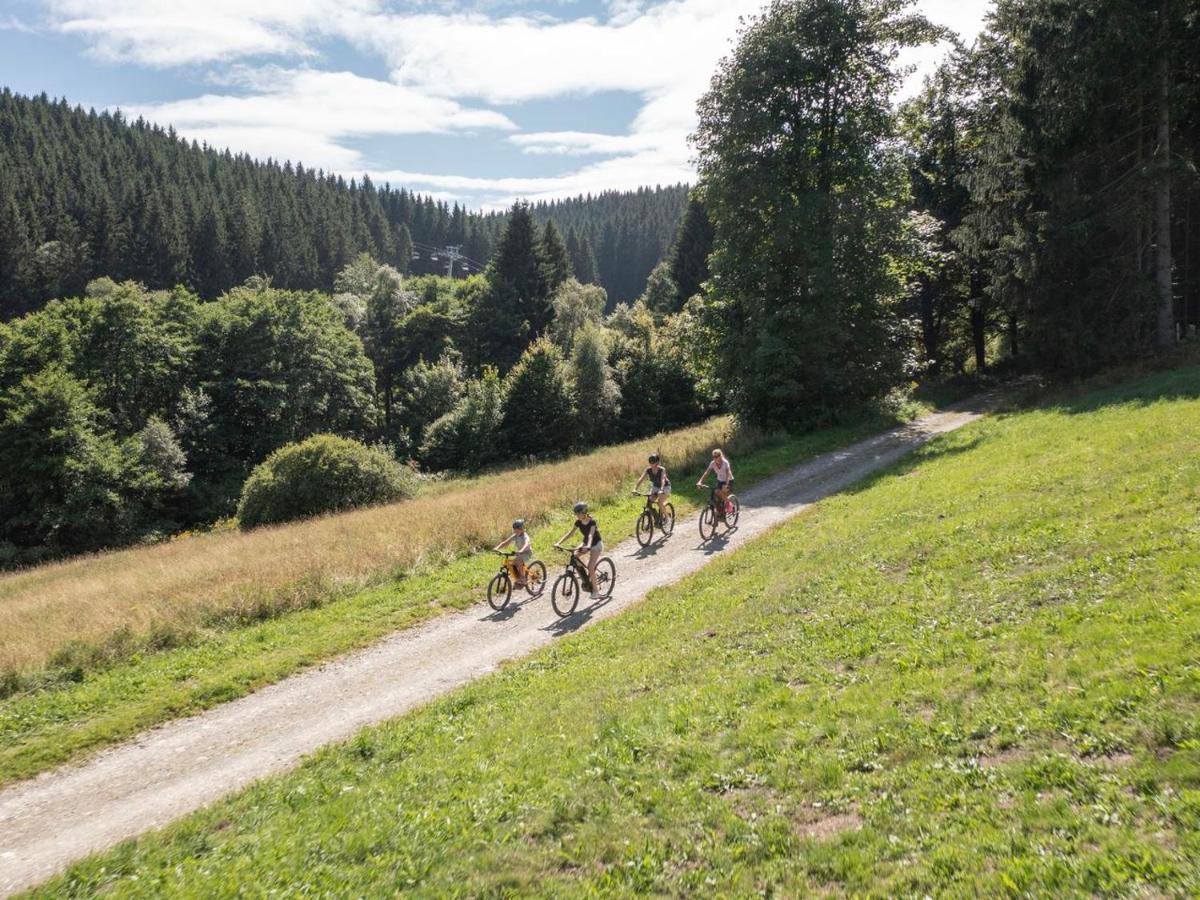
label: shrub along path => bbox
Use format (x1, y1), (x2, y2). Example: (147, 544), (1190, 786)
(0, 397), (994, 897)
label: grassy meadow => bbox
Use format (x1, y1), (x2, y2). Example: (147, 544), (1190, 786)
(0, 406), (912, 785)
(34, 366), (1200, 897)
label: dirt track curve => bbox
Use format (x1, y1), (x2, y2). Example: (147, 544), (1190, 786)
(0, 398), (994, 896)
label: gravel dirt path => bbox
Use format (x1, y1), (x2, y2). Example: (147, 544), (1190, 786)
(0, 398), (993, 896)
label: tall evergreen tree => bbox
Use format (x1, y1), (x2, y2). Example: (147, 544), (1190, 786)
(669, 194), (714, 305)
(540, 220), (573, 292)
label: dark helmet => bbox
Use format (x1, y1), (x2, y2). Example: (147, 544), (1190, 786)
(573, 501), (588, 514)
(512, 519), (525, 530)
(648, 453), (660, 464)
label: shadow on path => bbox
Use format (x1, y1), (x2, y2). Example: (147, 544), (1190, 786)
(478, 596), (538, 623)
(541, 594), (615, 637)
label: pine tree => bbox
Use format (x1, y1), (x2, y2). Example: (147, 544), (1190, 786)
(669, 194), (714, 304)
(540, 220), (573, 293)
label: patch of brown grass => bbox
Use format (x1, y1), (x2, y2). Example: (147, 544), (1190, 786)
(0, 418), (752, 682)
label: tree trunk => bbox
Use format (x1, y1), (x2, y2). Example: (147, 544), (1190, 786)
(971, 303), (986, 373)
(1155, 0), (1175, 349)
(920, 284), (939, 375)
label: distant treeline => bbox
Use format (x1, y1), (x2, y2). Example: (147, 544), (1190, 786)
(0, 89), (689, 318)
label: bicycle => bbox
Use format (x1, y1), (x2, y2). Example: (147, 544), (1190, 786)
(632, 490), (675, 546)
(487, 550), (547, 611)
(549, 546), (616, 617)
(697, 485), (740, 541)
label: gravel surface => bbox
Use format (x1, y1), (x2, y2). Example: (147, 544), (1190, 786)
(0, 399), (992, 896)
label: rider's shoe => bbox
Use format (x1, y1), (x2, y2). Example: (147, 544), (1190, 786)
(590, 590), (599, 599)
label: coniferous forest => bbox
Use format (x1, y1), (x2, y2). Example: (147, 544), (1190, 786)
(2, 0), (1198, 567)
(0, 89), (688, 318)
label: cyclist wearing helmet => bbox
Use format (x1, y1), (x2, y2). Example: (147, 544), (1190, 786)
(494, 519), (532, 587)
(554, 501), (603, 599)
(632, 453), (671, 521)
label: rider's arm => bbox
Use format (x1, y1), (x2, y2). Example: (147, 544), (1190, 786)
(554, 523), (578, 547)
(495, 534), (514, 551)
(633, 471), (645, 490)
(697, 460), (713, 486)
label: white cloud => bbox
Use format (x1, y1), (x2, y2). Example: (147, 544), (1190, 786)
(39, 0), (995, 208)
(44, 0), (379, 66)
(1, 15), (40, 34)
(123, 69), (516, 171)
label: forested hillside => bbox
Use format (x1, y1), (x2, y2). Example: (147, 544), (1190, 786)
(0, 90), (687, 317)
(2, 0), (1197, 569)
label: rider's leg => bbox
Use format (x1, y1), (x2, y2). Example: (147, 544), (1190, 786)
(514, 557), (527, 585)
(587, 543), (602, 594)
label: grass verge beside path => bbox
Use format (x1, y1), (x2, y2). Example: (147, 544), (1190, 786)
(37, 366), (1200, 897)
(0, 408), (912, 786)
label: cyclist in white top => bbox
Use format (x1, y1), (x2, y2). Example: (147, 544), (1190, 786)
(697, 448), (734, 510)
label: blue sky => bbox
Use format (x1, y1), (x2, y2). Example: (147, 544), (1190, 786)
(0, 0), (992, 210)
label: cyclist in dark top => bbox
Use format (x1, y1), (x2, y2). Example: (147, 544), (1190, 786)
(554, 501), (603, 599)
(632, 453), (671, 522)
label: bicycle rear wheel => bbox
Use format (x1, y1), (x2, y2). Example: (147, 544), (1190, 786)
(661, 502), (675, 537)
(699, 506), (717, 541)
(726, 495), (740, 528)
(636, 510), (654, 547)
(551, 573), (579, 616)
(593, 557), (616, 599)
(487, 572), (512, 610)
(525, 560), (547, 596)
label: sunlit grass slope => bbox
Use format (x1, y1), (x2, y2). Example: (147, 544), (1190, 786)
(39, 367), (1200, 897)
(0, 408), (910, 785)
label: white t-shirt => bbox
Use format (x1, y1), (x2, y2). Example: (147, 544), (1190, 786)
(707, 457), (732, 482)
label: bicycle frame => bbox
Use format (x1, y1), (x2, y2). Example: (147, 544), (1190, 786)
(556, 546), (593, 587)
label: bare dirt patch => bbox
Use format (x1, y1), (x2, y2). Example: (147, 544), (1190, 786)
(792, 806), (863, 841)
(977, 747), (1029, 769)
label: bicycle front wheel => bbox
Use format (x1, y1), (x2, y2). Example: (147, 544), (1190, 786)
(525, 560), (547, 596)
(551, 573), (579, 616)
(636, 510), (654, 547)
(699, 506), (717, 541)
(487, 572), (512, 610)
(593, 557), (616, 599)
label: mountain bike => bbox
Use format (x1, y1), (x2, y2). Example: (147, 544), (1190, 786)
(549, 546), (616, 617)
(487, 551), (547, 611)
(697, 485), (740, 541)
(632, 490), (675, 546)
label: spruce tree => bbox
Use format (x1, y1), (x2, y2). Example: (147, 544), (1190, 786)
(540, 220), (573, 293)
(669, 194), (714, 304)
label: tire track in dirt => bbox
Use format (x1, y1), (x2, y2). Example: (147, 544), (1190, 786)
(0, 398), (995, 896)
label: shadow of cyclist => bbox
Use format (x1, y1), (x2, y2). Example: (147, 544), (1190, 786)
(541, 593), (615, 637)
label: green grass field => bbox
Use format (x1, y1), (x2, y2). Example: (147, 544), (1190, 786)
(35, 367), (1200, 897)
(0, 409), (910, 787)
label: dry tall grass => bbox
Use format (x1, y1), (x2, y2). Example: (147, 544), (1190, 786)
(0, 418), (753, 678)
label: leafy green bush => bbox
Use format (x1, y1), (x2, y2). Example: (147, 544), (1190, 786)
(237, 435), (417, 529)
